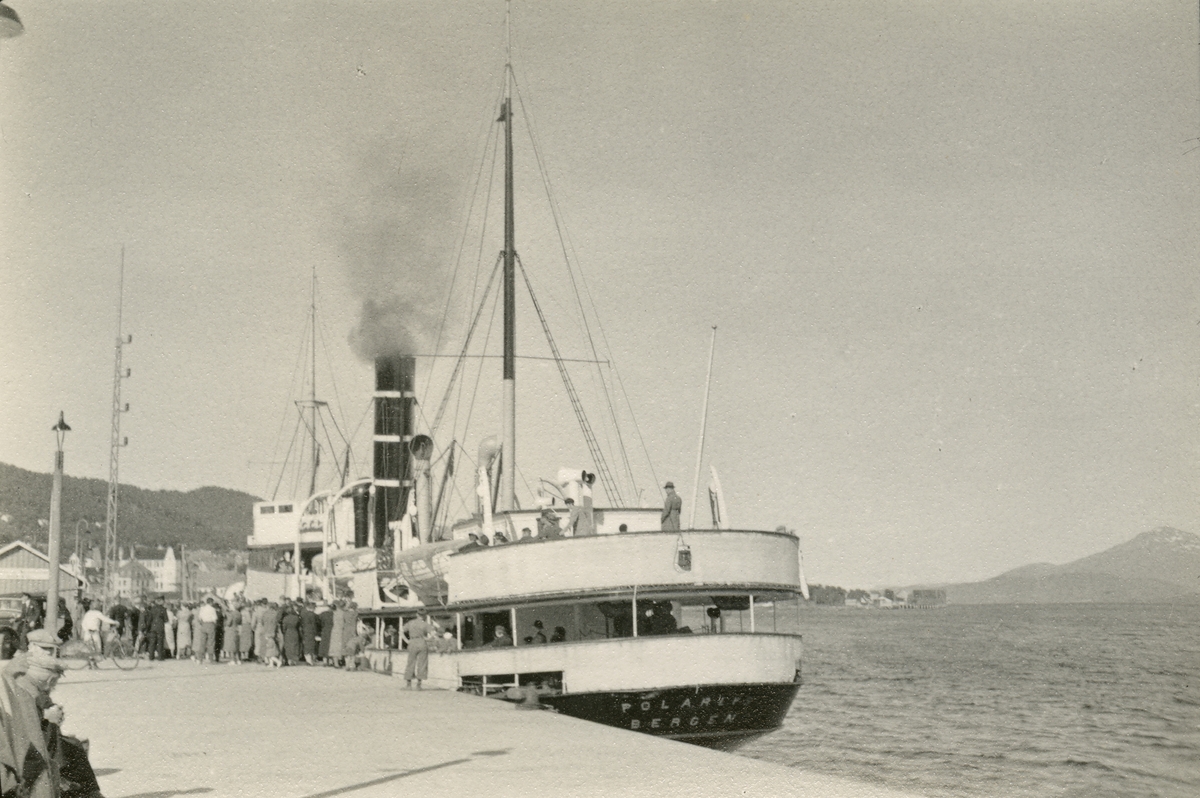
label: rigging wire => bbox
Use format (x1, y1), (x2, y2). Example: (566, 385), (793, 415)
(426, 54), (658, 514)
(264, 307), (319, 498)
(314, 285), (353, 451)
(430, 253), (504, 437)
(435, 439), (482, 536)
(460, 272), (504, 476)
(345, 400), (374, 481)
(423, 77), (510, 414)
(608, 359), (663, 505)
(512, 75), (640, 504)
(446, 113), (504, 470)
(515, 254), (623, 505)
(272, 416), (303, 501)
(448, 284), (503, 523)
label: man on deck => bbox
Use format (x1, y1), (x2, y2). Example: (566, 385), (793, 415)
(537, 507), (562, 540)
(578, 472), (596, 536)
(661, 482), (682, 531)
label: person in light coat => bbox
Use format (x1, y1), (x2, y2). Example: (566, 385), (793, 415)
(175, 603), (192, 659)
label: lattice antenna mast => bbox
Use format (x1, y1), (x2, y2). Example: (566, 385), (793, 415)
(103, 249), (131, 602)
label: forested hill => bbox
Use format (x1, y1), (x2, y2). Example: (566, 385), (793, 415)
(0, 462), (258, 552)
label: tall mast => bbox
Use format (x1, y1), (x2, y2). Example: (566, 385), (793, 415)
(103, 248), (130, 603)
(309, 265), (318, 498)
(500, 0), (517, 511)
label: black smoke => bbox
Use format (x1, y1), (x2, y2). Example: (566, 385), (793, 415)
(343, 146), (459, 360)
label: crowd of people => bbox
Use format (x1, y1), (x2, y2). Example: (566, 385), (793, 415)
(0, 594), (425, 796)
(79, 596), (376, 670)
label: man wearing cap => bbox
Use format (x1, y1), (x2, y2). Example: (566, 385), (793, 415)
(7, 631), (105, 798)
(0, 633), (63, 797)
(2, 629), (95, 797)
(661, 482), (682, 531)
(537, 507), (562, 540)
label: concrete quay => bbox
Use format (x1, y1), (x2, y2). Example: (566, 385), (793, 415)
(52, 659), (925, 798)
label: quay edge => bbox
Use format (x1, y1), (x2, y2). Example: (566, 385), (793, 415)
(57, 661), (930, 798)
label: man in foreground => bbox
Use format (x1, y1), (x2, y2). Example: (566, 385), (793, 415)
(0, 630), (104, 798)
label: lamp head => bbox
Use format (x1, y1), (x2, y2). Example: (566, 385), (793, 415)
(51, 412), (71, 450)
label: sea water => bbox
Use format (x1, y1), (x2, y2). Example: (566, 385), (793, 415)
(741, 603), (1200, 797)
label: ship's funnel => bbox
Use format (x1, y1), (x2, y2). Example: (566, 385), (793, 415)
(373, 355), (416, 549)
(410, 434), (434, 543)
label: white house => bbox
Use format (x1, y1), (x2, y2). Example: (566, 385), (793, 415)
(134, 546), (181, 594)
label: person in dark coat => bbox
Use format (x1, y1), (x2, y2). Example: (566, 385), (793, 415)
(660, 481), (682, 531)
(129, 603), (144, 646)
(300, 602), (319, 665)
(146, 598), (169, 660)
(53, 598), (73, 644)
(13, 594), (39, 651)
(316, 602), (334, 663)
(108, 602), (128, 641)
(280, 604), (301, 665)
(212, 602), (225, 660)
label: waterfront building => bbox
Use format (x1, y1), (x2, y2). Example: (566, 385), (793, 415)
(0, 540), (85, 595)
(133, 546), (182, 594)
(112, 559), (155, 600)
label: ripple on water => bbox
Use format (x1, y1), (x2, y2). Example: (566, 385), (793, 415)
(741, 604), (1200, 798)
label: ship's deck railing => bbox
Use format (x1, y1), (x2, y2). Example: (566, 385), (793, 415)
(426, 631), (803, 694)
(446, 528), (801, 605)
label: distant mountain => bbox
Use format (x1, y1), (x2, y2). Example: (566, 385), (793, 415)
(939, 527), (1200, 604)
(0, 462), (259, 552)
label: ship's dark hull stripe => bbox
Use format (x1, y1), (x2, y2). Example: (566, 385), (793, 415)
(541, 682), (800, 751)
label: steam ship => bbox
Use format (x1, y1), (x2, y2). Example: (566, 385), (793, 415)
(245, 19), (805, 751)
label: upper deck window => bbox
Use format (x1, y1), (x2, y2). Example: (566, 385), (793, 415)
(259, 506), (275, 515)
(277, 505), (294, 514)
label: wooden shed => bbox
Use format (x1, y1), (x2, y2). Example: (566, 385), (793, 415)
(0, 541), (85, 595)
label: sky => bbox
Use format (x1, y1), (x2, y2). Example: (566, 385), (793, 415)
(1, 1), (1197, 589)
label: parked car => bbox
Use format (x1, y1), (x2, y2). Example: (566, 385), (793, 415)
(0, 591), (74, 658)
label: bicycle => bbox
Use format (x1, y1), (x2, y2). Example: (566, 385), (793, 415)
(100, 631), (142, 670)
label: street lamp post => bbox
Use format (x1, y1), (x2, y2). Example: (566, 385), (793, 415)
(46, 412), (70, 639)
